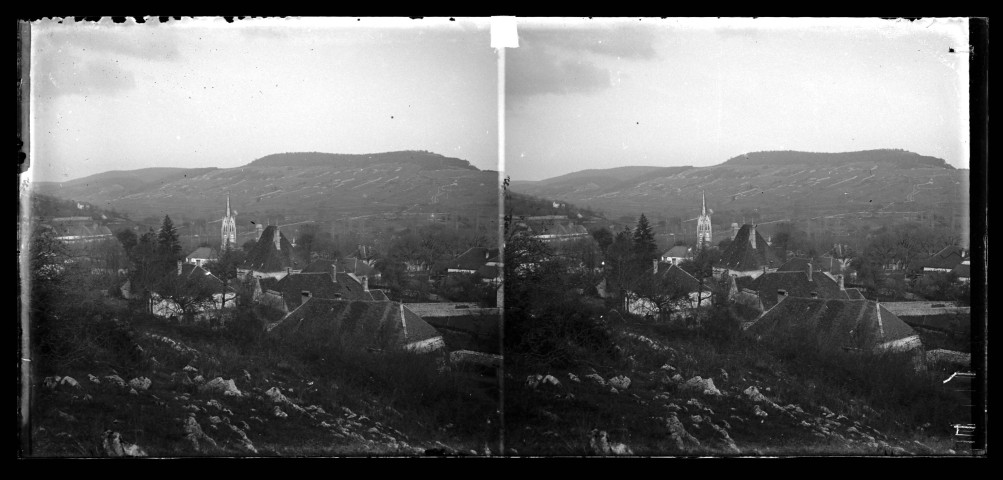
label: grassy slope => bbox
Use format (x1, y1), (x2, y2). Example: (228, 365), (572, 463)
(504, 319), (965, 456)
(27, 305), (499, 457)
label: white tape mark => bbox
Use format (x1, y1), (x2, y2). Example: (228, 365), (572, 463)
(490, 16), (519, 49)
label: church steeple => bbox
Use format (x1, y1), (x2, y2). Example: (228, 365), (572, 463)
(696, 190), (712, 248)
(221, 194), (237, 250)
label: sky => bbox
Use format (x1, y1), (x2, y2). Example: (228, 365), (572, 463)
(29, 17), (499, 182)
(506, 17), (971, 181)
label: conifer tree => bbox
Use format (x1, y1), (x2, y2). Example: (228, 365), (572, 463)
(157, 215), (182, 261)
(631, 213), (658, 263)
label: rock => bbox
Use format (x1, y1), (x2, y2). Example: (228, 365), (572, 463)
(670, 373), (684, 383)
(56, 410), (77, 422)
(609, 387), (619, 394)
(719, 369), (729, 382)
(228, 424), (258, 454)
(243, 370), (252, 382)
(43, 376), (62, 389)
(208, 416), (222, 424)
(664, 415), (701, 451)
(129, 388), (139, 396)
(585, 373), (607, 386)
(183, 417), (217, 452)
(183, 365), (198, 373)
(88, 374), (101, 384)
(206, 399), (224, 410)
(608, 375), (631, 390)
(665, 403), (682, 412)
(743, 386), (770, 403)
(660, 364), (677, 373)
(681, 376), (722, 396)
(194, 375), (205, 384)
(273, 406), (288, 418)
(526, 374), (561, 389)
(690, 415), (704, 424)
(129, 377), (152, 391)
(60, 376), (81, 389)
(820, 406), (835, 418)
(568, 373), (581, 383)
(784, 404), (805, 415)
(753, 405), (768, 418)
(589, 429), (633, 456)
(711, 422), (740, 453)
(103, 430), (147, 457)
(265, 386), (305, 413)
(200, 377), (242, 397)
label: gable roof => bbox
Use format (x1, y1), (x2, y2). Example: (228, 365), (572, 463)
(918, 245), (966, 270)
(719, 224), (781, 271)
(269, 298), (441, 349)
(187, 247), (216, 260)
(242, 225), (303, 272)
(157, 263), (229, 293)
(654, 262), (702, 293)
(747, 297), (917, 350)
(449, 247), (499, 271)
(750, 270), (849, 310)
(662, 245), (691, 258)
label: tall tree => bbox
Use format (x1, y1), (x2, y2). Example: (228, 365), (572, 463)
(631, 213), (658, 263)
(157, 215), (182, 261)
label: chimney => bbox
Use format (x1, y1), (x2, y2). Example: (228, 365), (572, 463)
(838, 274), (845, 290)
(810, 291), (818, 299)
(301, 290), (311, 301)
(777, 289), (787, 297)
(750, 225), (757, 250)
(807, 262), (813, 282)
(274, 226), (282, 250)
(362, 276), (369, 292)
(178, 260), (183, 275)
(653, 259), (658, 275)
(286, 267), (291, 277)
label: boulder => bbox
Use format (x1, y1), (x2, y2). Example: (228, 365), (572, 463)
(183, 417), (217, 452)
(711, 422), (740, 453)
(200, 377), (242, 397)
(183, 365), (198, 373)
(681, 376), (722, 396)
(584, 373), (607, 386)
(743, 386), (770, 403)
(568, 373), (581, 383)
(753, 405), (768, 418)
(43, 376), (61, 389)
(608, 375), (631, 390)
(129, 377), (152, 391)
(102, 430), (147, 457)
(88, 374), (101, 384)
(273, 406), (288, 418)
(589, 429), (633, 456)
(526, 374), (561, 389)
(664, 415), (701, 451)
(60, 376), (81, 389)
(228, 423), (258, 454)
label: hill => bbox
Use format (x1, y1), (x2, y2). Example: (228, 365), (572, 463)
(32, 151), (498, 226)
(511, 149), (967, 228)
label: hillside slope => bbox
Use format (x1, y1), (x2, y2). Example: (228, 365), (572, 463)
(33, 151), (498, 224)
(511, 150), (967, 223)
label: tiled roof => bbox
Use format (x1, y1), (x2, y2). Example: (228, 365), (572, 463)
(187, 247), (216, 260)
(449, 247), (499, 271)
(662, 245), (691, 258)
(777, 257), (812, 272)
(242, 226), (303, 272)
(918, 245), (966, 270)
(719, 224), (781, 271)
(844, 288), (865, 300)
(654, 262), (702, 293)
(301, 258), (337, 274)
(750, 270), (849, 310)
(747, 297), (917, 350)
(274, 272), (344, 310)
(269, 298), (442, 349)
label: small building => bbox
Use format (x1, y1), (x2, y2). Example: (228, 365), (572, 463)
(626, 261), (712, 318)
(916, 245), (967, 273)
(267, 297), (445, 353)
(716, 224), (781, 279)
(185, 247), (217, 267)
(748, 263), (851, 311)
(661, 245), (692, 265)
(151, 261), (237, 322)
(446, 247), (502, 283)
(238, 225), (305, 280)
(745, 297), (922, 353)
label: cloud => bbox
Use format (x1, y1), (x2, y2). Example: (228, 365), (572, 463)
(36, 55), (137, 98)
(506, 24), (658, 105)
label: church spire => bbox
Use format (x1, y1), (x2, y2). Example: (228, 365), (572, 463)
(702, 190), (707, 216)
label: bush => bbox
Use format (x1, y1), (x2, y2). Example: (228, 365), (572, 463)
(505, 296), (616, 370)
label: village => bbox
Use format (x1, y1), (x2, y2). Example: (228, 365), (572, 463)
(502, 189), (974, 455)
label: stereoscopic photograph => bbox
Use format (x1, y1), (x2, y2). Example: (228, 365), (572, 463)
(18, 16), (983, 458)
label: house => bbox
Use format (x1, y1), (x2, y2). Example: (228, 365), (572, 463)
(626, 261), (712, 318)
(446, 247), (502, 283)
(238, 225), (305, 280)
(403, 303), (501, 354)
(916, 245), (967, 273)
(744, 297), (922, 353)
(151, 261), (237, 322)
(749, 262), (852, 311)
(48, 217), (114, 244)
(716, 224), (781, 279)
(252, 265), (390, 313)
(186, 247), (217, 267)
(661, 245), (692, 265)
(267, 297), (445, 353)
(951, 261), (971, 283)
